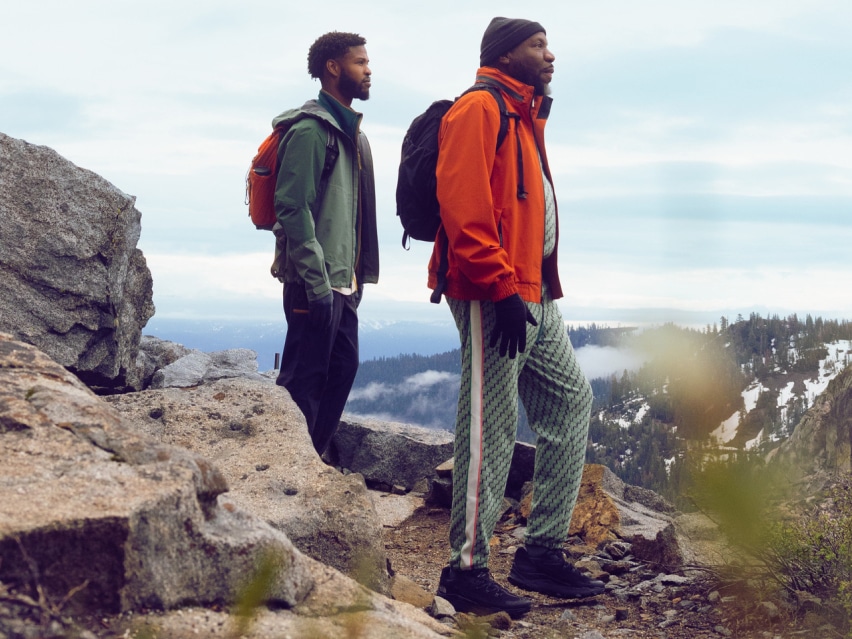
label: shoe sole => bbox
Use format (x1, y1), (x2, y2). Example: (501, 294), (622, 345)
(437, 590), (532, 619)
(507, 572), (604, 599)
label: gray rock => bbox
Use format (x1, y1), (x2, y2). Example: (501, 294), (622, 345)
(0, 333), (450, 638)
(149, 347), (269, 389)
(673, 510), (735, 568)
(0, 332), (310, 614)
(572, 464), (686, 571)
(125, 600), (455, 639)
(428, 596), (457, 619)
(759, 601), (780, 620)
(107, 376), (391, 594)
(150, 350), (213, 388)
(136, 335), (193, 388)
(0, 133), (154, 390)
(331, 417), (454, 490)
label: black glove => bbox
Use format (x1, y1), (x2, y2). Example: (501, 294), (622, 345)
(308, 290), (334, 329)
(489, 293), (537, 359)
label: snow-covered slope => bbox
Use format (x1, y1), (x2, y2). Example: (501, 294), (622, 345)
(712, 340), (851, 448)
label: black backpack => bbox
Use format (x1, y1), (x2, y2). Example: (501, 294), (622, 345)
(395, 82), (523, 249)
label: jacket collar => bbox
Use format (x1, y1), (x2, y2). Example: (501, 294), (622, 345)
(318, 90), (362, 141)
(474, 66), (552, 118)
(475, 67), (534, 103)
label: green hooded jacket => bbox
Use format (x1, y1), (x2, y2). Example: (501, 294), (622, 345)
(270, 95), (379, 301)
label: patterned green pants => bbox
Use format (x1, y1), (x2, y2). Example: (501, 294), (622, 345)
(446, 292), (593, 569)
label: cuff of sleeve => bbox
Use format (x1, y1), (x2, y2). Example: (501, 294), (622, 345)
(307, 282), (332, 302)
(490, 277), (517, 302)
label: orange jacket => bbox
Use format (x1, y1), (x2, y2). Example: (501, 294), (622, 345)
(428, 67), (562, 303)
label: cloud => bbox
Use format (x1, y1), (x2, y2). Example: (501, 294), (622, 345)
(347, 370), (459, 402)
(402, 371), (460, 392)
(347, 382), (392, 403)
(575, 345), (646, 380)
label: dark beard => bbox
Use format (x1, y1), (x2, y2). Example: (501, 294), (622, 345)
(526, 70), (551, 96)
(340, 71), (370, 102)
(510, 60), (551, 96)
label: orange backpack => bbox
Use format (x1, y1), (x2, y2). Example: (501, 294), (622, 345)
(245, 121), (338, 230)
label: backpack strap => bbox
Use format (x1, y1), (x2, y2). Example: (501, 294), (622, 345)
(432, 81), (527, 304)
(274, 116), (339, 196)
(317, 126), (338, 200)
(431, 83), (526, 304)
(271, 118), (340, 280)
(463, 82), (526, 199)
(430, 227), (449, 304)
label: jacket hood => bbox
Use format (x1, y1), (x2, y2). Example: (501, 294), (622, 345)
(271, 99), (337, 131)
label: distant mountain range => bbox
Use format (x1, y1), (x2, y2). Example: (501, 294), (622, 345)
(144, 317), (460, 368)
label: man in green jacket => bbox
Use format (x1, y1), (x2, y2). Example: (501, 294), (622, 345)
(272, 31), (379, 457)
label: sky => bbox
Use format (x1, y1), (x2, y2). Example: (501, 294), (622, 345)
(2, 0), (851, 332)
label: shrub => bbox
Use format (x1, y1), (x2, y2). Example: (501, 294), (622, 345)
(763, 481), (852, 635)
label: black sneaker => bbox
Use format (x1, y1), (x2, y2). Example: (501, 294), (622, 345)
(508, 547), (606, 598)
(436, 566), (532, 618)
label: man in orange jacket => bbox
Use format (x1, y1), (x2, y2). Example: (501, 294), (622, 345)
(432, 17), (605, 618)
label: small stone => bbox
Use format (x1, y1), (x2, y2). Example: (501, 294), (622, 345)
(758, 601), (780, 620)
(428, 595), (456, 618)
(613, 590), (641, 603)
(708, 590), (721, 603)
(410, 478), (430, 494)
(714, 625), (733, 637)
(604, 541), (633, 559)
(435, 458), (454, 477)
(602, 560), (633, 575)
(560, 610), (577, 622)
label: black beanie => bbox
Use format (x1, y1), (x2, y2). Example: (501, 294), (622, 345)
(480, 17), (546, 67)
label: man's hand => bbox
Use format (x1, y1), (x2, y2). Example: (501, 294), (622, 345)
(308, 291), (334, 329)
(489, 293), (537, 359)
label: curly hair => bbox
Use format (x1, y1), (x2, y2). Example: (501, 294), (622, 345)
(307, 31), (367, 80)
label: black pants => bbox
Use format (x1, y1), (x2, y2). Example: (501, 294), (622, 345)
(276, 286), (359, 456)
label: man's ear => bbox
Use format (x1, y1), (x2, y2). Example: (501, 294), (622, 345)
(325, 58), (341, 81)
